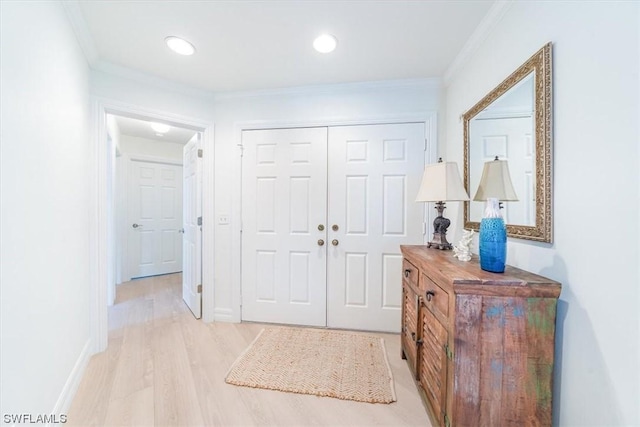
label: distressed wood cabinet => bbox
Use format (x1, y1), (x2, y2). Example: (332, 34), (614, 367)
(400, 245), (561, 427)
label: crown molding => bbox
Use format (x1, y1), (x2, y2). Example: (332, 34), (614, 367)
(62, 0), (99, 66)
(92, 60), (214, 100)
(213, 78), (441, 101)
(61, 0), (212, 100)
(443, 0), (515, 86)
(61, 0), (440, 103)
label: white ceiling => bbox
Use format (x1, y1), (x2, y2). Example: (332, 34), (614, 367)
(72, 0), (495, 94)
(113, 115), (197, 145)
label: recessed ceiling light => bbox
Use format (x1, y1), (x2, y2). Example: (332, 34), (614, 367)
(313, 34), (337, 53)
(150, 122), (171, 133)
(155, 133), (164, 137)
(165, 36), (196, 56)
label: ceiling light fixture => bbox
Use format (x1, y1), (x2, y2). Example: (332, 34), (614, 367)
(150, 122), (171, 133)
(313, 34), (338, 53)
(165, 36), (196, 56)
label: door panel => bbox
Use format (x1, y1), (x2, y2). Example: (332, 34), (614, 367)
(327, 123), (425, 332)
(182, 135), (202, 318)
(242, 127), (328, 326)
(129, 161), (183, 278)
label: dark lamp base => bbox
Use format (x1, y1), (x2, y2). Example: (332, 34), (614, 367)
(427, 232), (453, 250)
(427, 202), (453, 250)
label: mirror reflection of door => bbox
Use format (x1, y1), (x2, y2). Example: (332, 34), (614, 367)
(468, 73), (535, 226)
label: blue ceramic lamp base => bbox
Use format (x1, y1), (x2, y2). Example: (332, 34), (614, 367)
(479, 217), (507, 273)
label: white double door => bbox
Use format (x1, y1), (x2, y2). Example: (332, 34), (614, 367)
(242, 123), (425, 332)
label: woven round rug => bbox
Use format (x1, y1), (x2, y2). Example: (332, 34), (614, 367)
(225, 327), (397, 404)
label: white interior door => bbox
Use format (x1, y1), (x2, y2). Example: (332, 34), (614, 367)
(241, 127), (328, 326)
(128, 160), (183, 278)
(326, 123), (426, 332)
(182, 135), (202, 318)
(241, 123), (426, 332)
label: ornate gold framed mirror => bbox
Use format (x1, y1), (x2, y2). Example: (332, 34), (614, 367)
(463, 42), (552, 242)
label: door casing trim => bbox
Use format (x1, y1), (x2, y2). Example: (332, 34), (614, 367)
(90, 97), (214, 353)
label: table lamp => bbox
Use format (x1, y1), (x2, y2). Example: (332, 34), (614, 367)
(473, 156), (518, 272)
(415, 158), (469, 250)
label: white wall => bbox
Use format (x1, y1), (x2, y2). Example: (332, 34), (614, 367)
(119, 134), (184, 160)
(444, 2), (639, 426)
(90, 75), (440, 323)
(0, 1), (92, 417)
(91, 70), (213, 120)
(211, 80), (441, 321)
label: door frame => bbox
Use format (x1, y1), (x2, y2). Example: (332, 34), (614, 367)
(233, 112), (438, 323)
(90, 97), (214, 353)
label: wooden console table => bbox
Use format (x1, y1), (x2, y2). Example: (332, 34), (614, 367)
(400, 245), (561, 427)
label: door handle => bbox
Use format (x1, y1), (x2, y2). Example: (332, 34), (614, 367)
(317, 239), (325, 246)
(331, 239), (339, 246)
(178, 228), (185, 234)
(132, 223), (143, 228)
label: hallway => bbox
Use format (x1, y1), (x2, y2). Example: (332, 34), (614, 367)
(67, 274), (429, 426)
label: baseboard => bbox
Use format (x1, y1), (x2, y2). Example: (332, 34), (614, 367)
(51, 340), (92, 418)
(214, 308), (238, 322)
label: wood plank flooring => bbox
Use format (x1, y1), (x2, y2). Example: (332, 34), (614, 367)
(67, 273), (431, 426)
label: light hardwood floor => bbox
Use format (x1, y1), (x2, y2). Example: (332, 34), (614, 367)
(67, 273), (431, 426)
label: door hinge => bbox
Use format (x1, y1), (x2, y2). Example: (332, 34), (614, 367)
(445, 343), (454, 360)
(197, 148), (203, 158)
(444, 414), (451, 427)
(424, 138), (428, 151)
(422, 222), (427, 235)
(197, 216), (202, 226)
(238, 143), (244, 157)
(197, 284), (202, 293)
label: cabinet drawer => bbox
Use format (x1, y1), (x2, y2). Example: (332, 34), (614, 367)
(421, 273), (449, 320)
(402, 259), (419, 290)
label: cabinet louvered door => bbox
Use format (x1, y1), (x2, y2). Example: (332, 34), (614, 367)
(401, 283), (420, 376)
(420, 305), (448, 427)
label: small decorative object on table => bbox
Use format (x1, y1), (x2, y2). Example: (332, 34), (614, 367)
(453, 229), (474, 261)
(473, 156), (518, 273)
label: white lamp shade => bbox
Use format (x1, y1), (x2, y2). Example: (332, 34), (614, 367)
(473, 158), (518, 201)
(415, 161), (470, 202)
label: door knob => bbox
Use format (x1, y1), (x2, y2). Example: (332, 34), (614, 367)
(178, 228), (185, 234)
(132, 223), (143, 228)
(317, 239), (325, 246)
(332, 239), (339, 246)
(332, 224), (339, 231)
(318, 224), (325, 231)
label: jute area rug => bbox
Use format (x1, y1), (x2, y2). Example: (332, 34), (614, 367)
(225, 327), (397, 404)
